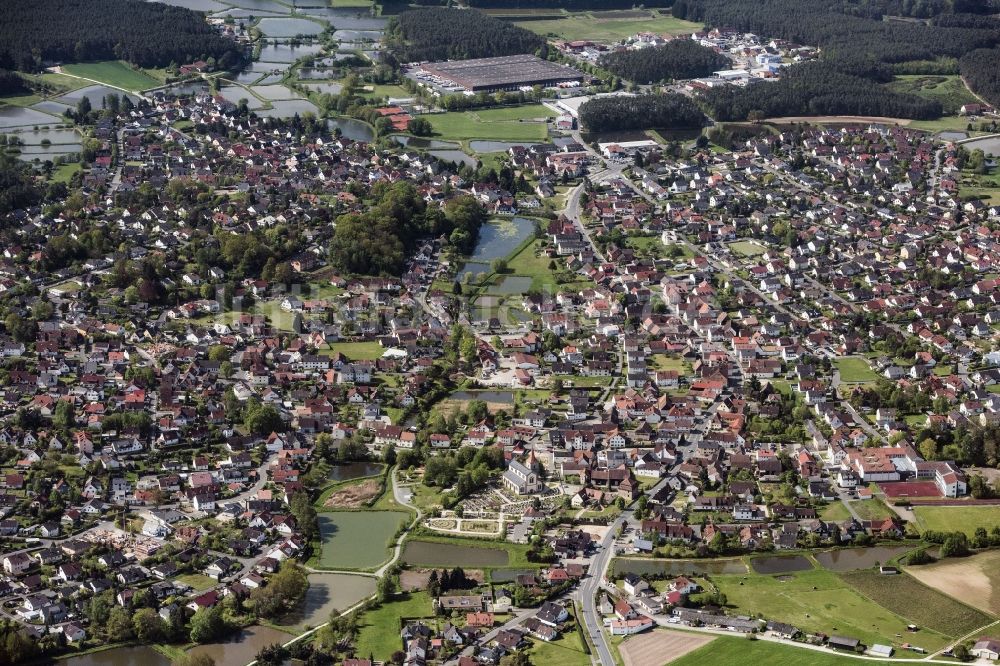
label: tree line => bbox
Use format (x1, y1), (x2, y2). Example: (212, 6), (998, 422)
(0, 0), (244, 72)
(578, 93), (705, 132)
(388, 8), (546, 62)
(699, 61), (942, 121)
(960, 47), (1000, 107)
(598, 40), (729, 84)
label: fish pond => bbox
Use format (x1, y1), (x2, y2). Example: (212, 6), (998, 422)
(814, 545), (915, 572)
(327, 461), (384, 482)
(402, 539), (511, 567)
(611, 557), (748, 577)
(750, 554), (813, 574)
(61, 646), (171, 666)
(278, 572), (376, 629)
(318, 510), (408, 569)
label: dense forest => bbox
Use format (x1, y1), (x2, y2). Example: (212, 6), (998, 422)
(328, 182), (487, 276)
(960, 48), (1000, 107)
(700, 61), (942, 121)
(389, 8), (546, 62)
(579, 94), (705, 132)
(0, 70), (27, 96)
(673, 0), (999, 67)
(1, 0), (244, 72)
(599, 41), (729, 85)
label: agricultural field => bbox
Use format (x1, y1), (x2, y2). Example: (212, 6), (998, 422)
(355, 591), (435, 660)
(515, 10), (702, 42)
(670, 636), (896, 666)
(887, 75), (980, 116)
(428, 105), (555, 142)
(906, 549), (1000, 615)
(911, 504), (1000, 537)
(839, 570), (993, 638)
(835, 357), (880, 383)
(619, 629), (714, 666)
(712, 568), (956, 652)
(62, 60), (162, 92)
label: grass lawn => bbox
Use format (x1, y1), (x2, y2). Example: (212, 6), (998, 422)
(503, 238), (591, 293)
(840, 569), (992, 638)
(912, 505), (1000, 537)
(428, 105), (555, 142)
(516, 11), (702, 42)
(526, 623), (590, 666)
(728, 240), (768, 256)
(553, 374), (614, 388)
(28, 72), (87, 93)
(176, 573), (217, 591)
(360, 83), (411, 99)
(355, 590), (434, 659)
(62, 61), (160, 92)
(819, 502), (852, 522)
(907, 115), (978, 134)
(850, 498), (894, 521)
(257, 300), (297, 331)
(835, 357), (879, 383)
(887, 75), (979, 116)
(670, 636), (895, 666)
(649, 354), (691, 374)
(323, 341), (385, 360)
(50, 162), (81, 184)
(712, 568), (954, 652)
(0, 93), (41, 107)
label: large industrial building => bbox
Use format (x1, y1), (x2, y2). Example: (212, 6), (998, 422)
(416, 54), (584, 93)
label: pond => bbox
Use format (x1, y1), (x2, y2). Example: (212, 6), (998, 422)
(332, 29), (384, 42)
(57, 85), (140, 107)
(11, 127), (81, 146)
(962, 136), (1000, 156)
(393, 136), (459, 150)
(402, 540), (510, 567)
(187, 625), (292, 666)
(278, 572), (376, 629)
(305, 83), (344, 95)
(303, 9), (388, 30)
(257, 17), (326, 38)
(162, 81), (211, 97)
(31, 101), (73, 116)
(226, 0), (291, 11)
(17, 145), (83, 162)
(611, 557), (748, 577)
(318, 510), (408, 569)
(258, 43), (323, 64)
(429, 149), (477, 168)
(327, 461), (384, 482)
(258, 98), (320, 118)
(750, 554), (813, 574)
(468, 217), (535, 265)
(814, 546), (915, 572)
(0, 106), (65, 129)
(61, 646), (171, 666)
(488, 276), (534, 295)
(327, 117), (375, 142)
(298, 68), (341, 80)
(470, 140), (543, 153)
(219, 85), (263, 109)
(938, 131), (967, 142)
(252, 84), (303, 100)
(449, 390), (514, 404)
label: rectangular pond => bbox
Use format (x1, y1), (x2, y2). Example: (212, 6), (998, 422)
(318, 510), (408, 569)
(327, 461), (384, 482)
(402, 539), (510, 567)
(258, 43), (323, 64)
(815, 546), (915, 572)
(277, 572), (376, 629)
(257, 98), (320, 118)
(750, 554), (814, 574)
(611, 557), (748, 577)
(468, 217), (535, 264)
(257, 17), (326, 37)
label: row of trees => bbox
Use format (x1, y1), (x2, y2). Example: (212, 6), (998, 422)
(578, 93), (705, 132)
(700, 61), (943, 121)
(389, 8), (546, 62)
(2, 0), (244, 72)
(598, 40), (729, 85)
(960, 47), (1000, 108)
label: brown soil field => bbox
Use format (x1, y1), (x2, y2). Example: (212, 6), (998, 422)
(906, 550), (1000, 615)
(323, 479), (380, 508)
(620, 629), (715, 666)
(399, 568), (486, 592)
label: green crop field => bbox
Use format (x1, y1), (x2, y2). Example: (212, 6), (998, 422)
(671, 636), (896, 666)
(62, 61), (161, 92)
(516, 11), (702, 42)
(840, 570), (992, 638)
(835, 357), (879, 383)
(912, 505), (1000, 537)
(324, 341), (385, 360)
(711, 568), (955, 652)
(428, 105), (555, 142)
